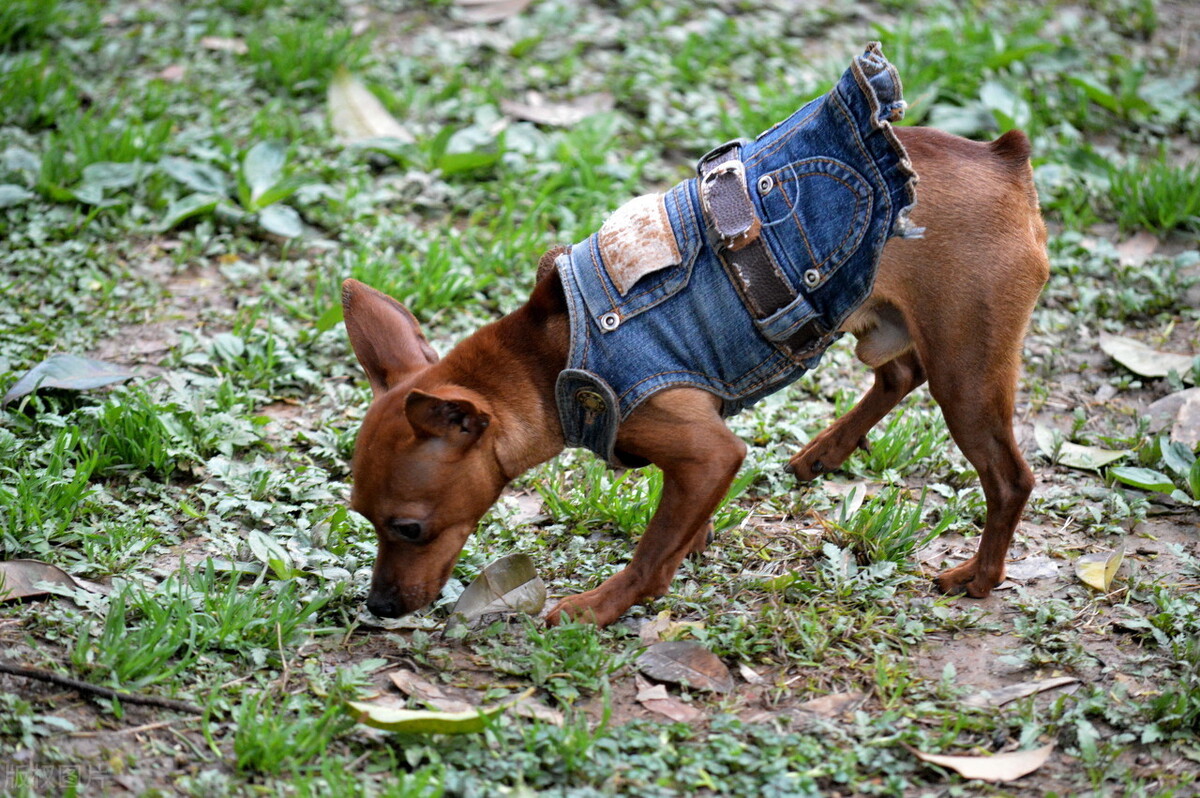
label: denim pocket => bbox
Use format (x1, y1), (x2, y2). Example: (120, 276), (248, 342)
(756, 157), (872, 287)
(573, 181), (703, 330)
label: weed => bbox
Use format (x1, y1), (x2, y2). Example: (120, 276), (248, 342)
(824, 487), (951, 568)
(230, 691), (353, 775)
(537, 460), (756, 539)
(482, 619), (627, 706)
(36, 111), (172, 202)
(244, 18), (370, 96)
(854, 403), (951, 477)
(69, 561), (333, 688)
(0, 423), (100, 558)
(77, 386), (180, 478)
(161, 140), (313, 238)
(0, 50), (80, 130)
(336, 234), (488, 319)
(1108, 156), (1200, 235)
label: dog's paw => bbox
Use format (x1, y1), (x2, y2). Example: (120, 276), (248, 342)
(934, 560), (1003, 598)
(686, 522), (715, 558)
(545, 592), (613, 627)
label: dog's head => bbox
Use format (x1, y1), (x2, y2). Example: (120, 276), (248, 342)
(341, 279), (508, 618)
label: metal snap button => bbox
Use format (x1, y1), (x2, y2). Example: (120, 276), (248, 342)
(803, 269), (821, 287)
(575, 389), (606, 413)
(757, 175), (774, 195)
(599, 312), (621, 331)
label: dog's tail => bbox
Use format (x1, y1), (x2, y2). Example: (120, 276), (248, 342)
(988, 129), (1031, 166)
(988, 130), (1041, 219)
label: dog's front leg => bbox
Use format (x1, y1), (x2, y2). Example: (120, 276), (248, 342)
(546, 389), (745, 627)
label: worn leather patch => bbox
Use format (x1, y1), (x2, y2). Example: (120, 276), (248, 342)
(597, 193), (681, 295)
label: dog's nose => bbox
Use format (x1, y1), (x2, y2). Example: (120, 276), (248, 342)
(366, 591), (405, 618)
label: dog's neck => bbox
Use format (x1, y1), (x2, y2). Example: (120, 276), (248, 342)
(440, 273), (571, 480)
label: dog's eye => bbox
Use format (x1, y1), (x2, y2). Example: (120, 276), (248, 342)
(386, 518), (426, 543)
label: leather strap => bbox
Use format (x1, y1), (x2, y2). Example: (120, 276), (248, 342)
(697, 142), (826, 356)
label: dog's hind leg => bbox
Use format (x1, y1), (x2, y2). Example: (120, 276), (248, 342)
(545, 389), (745, 626)
(787, 306), (925, 482)
(925, 346), (1034, 597)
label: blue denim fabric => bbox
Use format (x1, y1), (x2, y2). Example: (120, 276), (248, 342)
(556, 43), (917, 466)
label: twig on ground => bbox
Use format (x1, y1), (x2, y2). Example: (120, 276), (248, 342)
(0, 660), (203, 715)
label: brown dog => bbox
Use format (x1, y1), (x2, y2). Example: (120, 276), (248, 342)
(343, 126), (1048, 628)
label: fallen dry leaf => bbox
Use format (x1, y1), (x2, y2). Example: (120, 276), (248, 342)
(639, 610), (672, 644)
(0, 560), (108, 602)
(456, 0), (532, 23)
(1004, 557), (1060, 583)
(510, 696), (564, 726)
(908, 742), (1055, 783)
(737, 663), (765, 685)
(447, 553), (546, 629)
(3, 354), (136, 405)
(795, 691), (866, 718)
(388, 670), (472, 712)
(635, 675), (702, 722)
(1115, 231), (1158, 267)
(1075, 545), (1125, 591)
(346, 688), (533, 734)
(328, 66), (413, 144)
(157, 64), (185, 82)
(1173, 392), (1200, 448)
(1099, 333), (1194, 379)
(500, 92), (614, 127)
(1146, 388), (1200, 432)
(636, 640), (733, 694)
(964, 676), (1079, 708)
(199, 36), (248, 54)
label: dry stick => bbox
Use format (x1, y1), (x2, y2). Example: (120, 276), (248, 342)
(0, 661), (203, 715)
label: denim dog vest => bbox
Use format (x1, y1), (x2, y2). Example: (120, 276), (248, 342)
(556, 43), (919, 466)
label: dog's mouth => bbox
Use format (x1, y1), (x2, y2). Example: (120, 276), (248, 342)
(366, 546), (462, 619)
(365, 579), (444, 618)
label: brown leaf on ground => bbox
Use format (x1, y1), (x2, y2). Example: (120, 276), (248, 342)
(500, 92), (615, 127)
(1173, 392), (1200, 448)
(908, 742), (1055, 783)
(389, 669), (474, 713)
(199, 36), (248, 54)
(1115, 231), (1158, 267)
(795, 691), (866, 718)
(963, 676), (1080, 708)
(456, 0), (532, 23)
(328, 67), (413, 144)
(1099, 334), (1194, 379)
(0, 560), (108, 602)
(1147, 389), (1200, 433)
(157, 65), (185, 81)
(737, 663), (765, 685)
(636, 641), (734, 694)
(447, 553), (546, 630)
(635, 675), (703, 722)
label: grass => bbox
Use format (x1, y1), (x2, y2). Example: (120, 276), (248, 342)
(244, 17), (371, 96)
(0, 0), (1198, 795)
(1109, 155), (1200, 235)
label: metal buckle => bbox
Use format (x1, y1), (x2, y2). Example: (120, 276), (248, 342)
(695, 137), (748, 177)
(700, 158), (746, 192)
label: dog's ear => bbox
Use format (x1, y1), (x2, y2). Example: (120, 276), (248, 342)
(405, 389), (490, 446)
(342, 279), (439, 397)
(535, 245), (569, 284)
